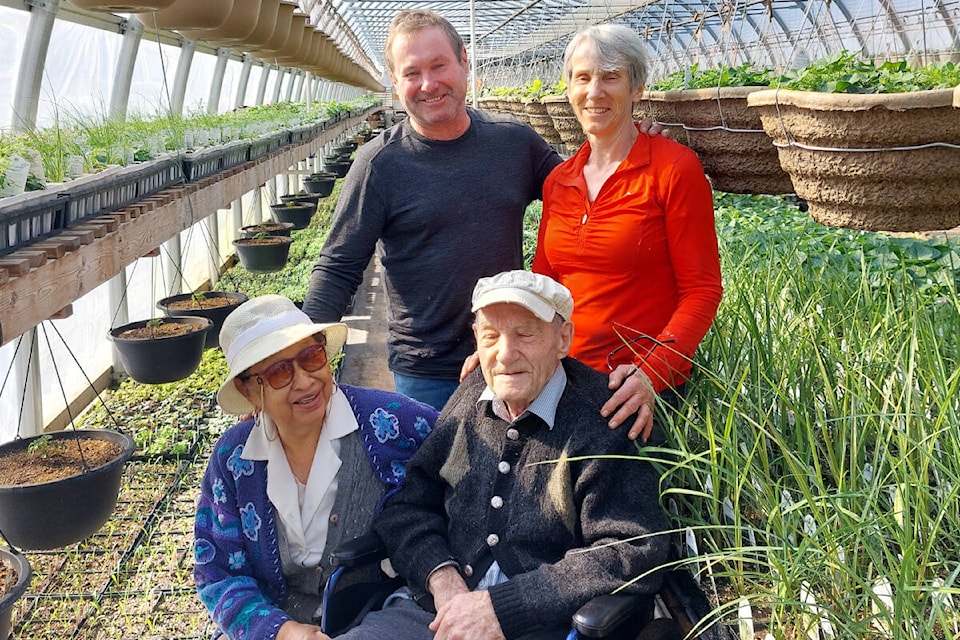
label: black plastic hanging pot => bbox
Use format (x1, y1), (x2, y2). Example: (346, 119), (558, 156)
(281, 192), (321, 208)
(303, 173), (336, 198)
(107, 316), (213, 384)
(233, 236), (293, 273)
(156, 291), (248, 349)
(240, 222), (295, 238)
(269, 202), (315, 230)
(324, 159), (351, 178)
(0, 546), (31, 638)
(0, 429), (135, 550)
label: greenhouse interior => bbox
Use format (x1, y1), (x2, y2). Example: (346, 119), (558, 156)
(0, 0), (959, 638)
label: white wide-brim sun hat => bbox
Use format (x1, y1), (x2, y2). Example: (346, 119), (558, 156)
(216, 294), (348, 415)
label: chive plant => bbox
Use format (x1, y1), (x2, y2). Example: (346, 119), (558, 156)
(651, 193), (960, 637)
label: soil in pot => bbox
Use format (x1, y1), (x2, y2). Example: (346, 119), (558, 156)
(240, 222), (295, 238)
(156, 291), (248, 349)
(233, 236), (294, 273)
(108, 317), (213, 384)
(269, 202), (315, 230)
(0, 429), (135, 550)
(281, 192), (321, 207)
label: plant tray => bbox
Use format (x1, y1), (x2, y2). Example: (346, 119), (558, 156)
(0, 189), (69, 257)
(180, 140), (249, 182)
(134, 155), (184, 198)
(61, 167), (140, 226)
(248, 131), (290, 162)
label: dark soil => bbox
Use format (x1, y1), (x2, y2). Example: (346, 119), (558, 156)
(236, 236), (290, 246)
(118, 322), (201, 340)
(0, 439), (123, 486)
(164, 297), (236, 311)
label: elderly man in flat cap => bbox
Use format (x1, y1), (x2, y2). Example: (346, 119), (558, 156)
(338, 270), (672, 640)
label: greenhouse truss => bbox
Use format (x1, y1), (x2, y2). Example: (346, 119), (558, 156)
(1, 0), (960, 638)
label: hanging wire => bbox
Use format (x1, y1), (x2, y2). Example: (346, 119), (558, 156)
(45, 322), (125, 434)
(39, 323), (91, 470)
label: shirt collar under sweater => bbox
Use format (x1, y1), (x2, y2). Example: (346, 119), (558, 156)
(478, 363), (566, 428)
(242, 385), (359, 567)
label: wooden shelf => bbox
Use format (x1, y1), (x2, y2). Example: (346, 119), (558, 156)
(0, 115), (362, 346)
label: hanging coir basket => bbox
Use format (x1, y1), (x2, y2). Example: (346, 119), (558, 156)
(659, 87), (794, 195)
(748, 87), (960, 232)
(0, 429), (135, 550)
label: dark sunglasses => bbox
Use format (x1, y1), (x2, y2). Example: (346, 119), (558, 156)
(239, 342), (328, 389)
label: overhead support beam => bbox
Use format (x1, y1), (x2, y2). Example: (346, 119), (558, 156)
(11, 0), (59, 132)
(109, 18), (143, 120)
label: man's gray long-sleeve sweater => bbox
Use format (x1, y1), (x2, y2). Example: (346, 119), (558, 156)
(301, 109), (561, 379)
(374, 358), (671, 639)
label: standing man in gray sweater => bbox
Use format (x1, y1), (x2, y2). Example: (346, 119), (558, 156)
(301, 10), (664, 420)
(335, 270), (673, 640)
(301, 10), (560, 410)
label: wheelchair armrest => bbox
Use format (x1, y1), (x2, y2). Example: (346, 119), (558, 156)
(329, 532), (388, 568)
(572, 594), (648, 638)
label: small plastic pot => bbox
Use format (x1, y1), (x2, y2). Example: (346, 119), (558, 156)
(108, 316), (213, 384)
(269, 202), (315, 230)
(303, 173), (336, 198)
(156, 291), (248, 349)
(0, 547), (31, 637)
(0, 429), (135, 550)
(233, 236), (294, 273)
(240, 222), (296, 238)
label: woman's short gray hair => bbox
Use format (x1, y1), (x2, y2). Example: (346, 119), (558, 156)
(562, 24), (649, 92)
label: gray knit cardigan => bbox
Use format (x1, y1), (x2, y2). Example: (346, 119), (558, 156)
(374, 357), (671, 639)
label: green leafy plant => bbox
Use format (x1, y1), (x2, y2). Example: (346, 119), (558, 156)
(649, 62), (777, 90)
(27, 434), (62, 459)
(774, 51), (960, 93)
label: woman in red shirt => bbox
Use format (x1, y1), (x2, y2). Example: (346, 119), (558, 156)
(534, 24), (722, 443)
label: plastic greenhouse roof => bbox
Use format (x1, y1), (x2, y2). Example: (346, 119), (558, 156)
(320, 0), (960, 82)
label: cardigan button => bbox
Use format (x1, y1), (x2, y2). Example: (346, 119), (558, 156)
(498, 461), (511, 474)
(490, 496), (503, 509)
(329, 513), (339, 524)
(463, 564), (474, 577)
(486, 533), (500, 547)
(506, 428), (520, 440)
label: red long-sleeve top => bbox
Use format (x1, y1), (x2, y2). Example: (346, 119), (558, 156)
(534, 129), (722, 392)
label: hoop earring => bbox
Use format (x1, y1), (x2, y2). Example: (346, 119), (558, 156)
(256, 386), (279, 442)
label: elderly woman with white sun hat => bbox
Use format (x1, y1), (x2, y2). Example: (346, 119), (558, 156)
(194, 294), (438, 640)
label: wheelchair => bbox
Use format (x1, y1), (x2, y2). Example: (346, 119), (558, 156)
(319, 532), (733, 640)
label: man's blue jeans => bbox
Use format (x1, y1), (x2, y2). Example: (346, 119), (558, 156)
(392, 373), (459, 411)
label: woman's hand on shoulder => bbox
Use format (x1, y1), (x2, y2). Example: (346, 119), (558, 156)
(459, 351), (480, 382)
(638, 117), (671, 140)
(277, 620), (331, 640)
(601, 365), (656, 442)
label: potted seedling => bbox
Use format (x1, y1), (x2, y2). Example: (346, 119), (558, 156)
(302, 172), (337, 198)
(232, 232), (294, 273)
(240, 221), (296, 238)
(269, 200), (315, 230)
(107, 316), (213, 384)
(281, 191), (322, 208)
(0, 429), (135, 550)
(156, 290), (248, 349)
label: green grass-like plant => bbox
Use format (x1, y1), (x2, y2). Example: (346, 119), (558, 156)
(651, 193), (960, 637)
